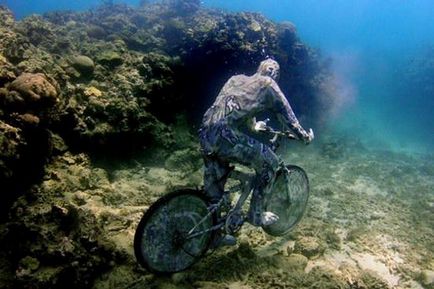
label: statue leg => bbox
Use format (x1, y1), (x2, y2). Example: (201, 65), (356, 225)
(203, 155), (230, 203)
(216, 133), (280, 226)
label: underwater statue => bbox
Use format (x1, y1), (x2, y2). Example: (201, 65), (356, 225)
(134, 59), (313, 273)
(199, 59), (314, 241)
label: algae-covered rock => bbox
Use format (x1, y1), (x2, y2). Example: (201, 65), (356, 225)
(0, 154), (128, 288)
(70, 55), (95, 76)
(419, 270), (434, 288)
(286, 253), (309, 272)
(97, 51), (123, 68)
(294, 236), (325, 258)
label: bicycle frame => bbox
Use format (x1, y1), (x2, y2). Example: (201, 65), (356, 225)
(185, 124), (297, 242)
(185, 163), (292, 242)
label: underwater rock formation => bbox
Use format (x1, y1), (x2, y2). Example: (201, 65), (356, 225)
(0, 0), (335, 192)
(0, 153), (127, 288)
(69, 55), (95, 78)
(0, 1), (349, 287)
(9, 72), (59, 104)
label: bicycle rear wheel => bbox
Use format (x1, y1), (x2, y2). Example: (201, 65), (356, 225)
(262, 165), (309, 236)
(134, 189), (215, 273)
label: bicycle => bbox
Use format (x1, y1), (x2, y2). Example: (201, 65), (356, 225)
(134, 124), (310, 274)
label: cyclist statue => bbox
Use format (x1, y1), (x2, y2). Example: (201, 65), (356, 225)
(134, 59), (314, 271)
(199, 59), (314, 243)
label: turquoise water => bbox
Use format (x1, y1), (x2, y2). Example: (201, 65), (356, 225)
(5, 0), (434, 153)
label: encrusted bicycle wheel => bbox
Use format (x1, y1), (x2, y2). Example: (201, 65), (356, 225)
(262, 165), (309, 236)
(134, 189), (215, 273)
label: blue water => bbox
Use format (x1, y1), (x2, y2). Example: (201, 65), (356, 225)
(4, 0), (434, 153)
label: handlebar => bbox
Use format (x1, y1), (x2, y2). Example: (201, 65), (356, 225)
(253, 118), (313, 149)
(253, 118), (298, 143)
(261, 126), (298, 148)
(262, 125), (297, 140)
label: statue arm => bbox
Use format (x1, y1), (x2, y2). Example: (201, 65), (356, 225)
(266, 79), (313, 143)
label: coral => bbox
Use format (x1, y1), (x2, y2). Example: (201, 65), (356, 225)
(9, 72), (59, 104)
(0, 2), (355, 287)
(69, 55), (95, 77)
(0, 54), (16, 85)
(0, 153), (127, 288)
(0, 120), (23, 180)
(0, 6), (14, 28)
(15, 15), (57, 47)
(83, 86), (103, 98)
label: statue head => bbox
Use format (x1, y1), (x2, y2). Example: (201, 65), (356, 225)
(257, 59), (280, 80)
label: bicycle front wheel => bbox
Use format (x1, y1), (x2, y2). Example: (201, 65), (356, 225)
(134, 189), (215, 273)
(262, 165), (309, 236)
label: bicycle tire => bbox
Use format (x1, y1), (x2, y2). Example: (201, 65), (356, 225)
(262, 165), (309, 236)
(134, 189), (216, 274)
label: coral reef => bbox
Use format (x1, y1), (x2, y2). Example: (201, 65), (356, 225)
(9, 72), (59, 104)
(0, 2), (432, 289)
(0, 0), (334, 214)
(0, 153), (127, 288)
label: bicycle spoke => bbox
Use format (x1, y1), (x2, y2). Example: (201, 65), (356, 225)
(134, 190), (215, 273)
(262, 166), (309, 236)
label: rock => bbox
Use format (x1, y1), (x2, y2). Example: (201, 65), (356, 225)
(286, 253), (309, 272)
(9, 73), (58, 104)
(237, 241), (257, 259)
(70, 55), (95, 76)
(420, 270), (434, 287)
(97, 51), (123, 68)
(50, 133), (68, 154)
(14, 113), (40, 126)
(294, 236), (325, 258)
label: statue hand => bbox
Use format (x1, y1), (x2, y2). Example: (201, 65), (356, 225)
(304, 128), (314, 144)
